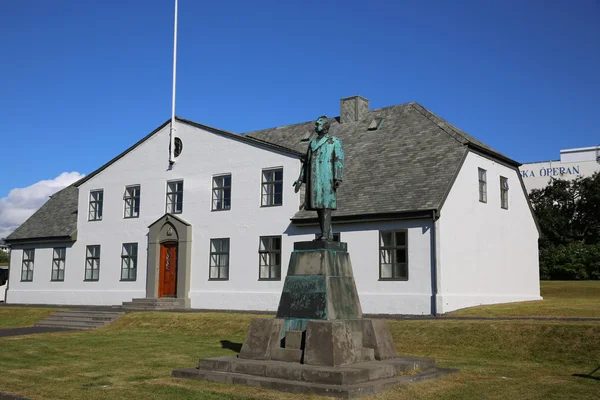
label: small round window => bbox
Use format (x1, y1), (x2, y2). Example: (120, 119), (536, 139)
(174, 137), (183, 157)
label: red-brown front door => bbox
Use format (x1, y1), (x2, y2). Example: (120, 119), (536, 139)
(159, 242), (178, 297)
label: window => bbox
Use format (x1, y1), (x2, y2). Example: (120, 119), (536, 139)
(21, 249), (34, 282)
(124, 185), (141, 218)
(212, 175), (231, 211)
(259, 236), (281, 280)
(209, 238), (229, 280)
(51, 247), (66, 282)
(121, 243), (138, 281)
(174, 137), (183, 157)
(261, 168), (283, 206)
(85, 245), (100, 281)
(500, 176), (509, 209)
(88, 190), (103, 221)
(166, 180), (183, 214)
(314, 233), (341, 242)
(478, 168), (487, 203)
(379, 230), (408, 280)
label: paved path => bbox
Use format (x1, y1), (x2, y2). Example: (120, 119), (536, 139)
(0, 392), (30, 400)
(2, 303), (599, 322)
(0, 326), (75, 337)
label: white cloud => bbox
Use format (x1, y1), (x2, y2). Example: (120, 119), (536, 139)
(0, 172), (85, 240)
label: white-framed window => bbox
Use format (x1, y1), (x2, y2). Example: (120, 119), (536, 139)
(209, 238), (229, 280)
(379, 230), (408, 280)
(123, 185), (141, 218)
(166, 180), (183, 214)
(21, 249), (34, 282)
(478, 168), (487, 203)
(259, 236), (281, 280)
(500, 176), (509, 209)
(51, 247), (66, 282)
(88, 190), (103, 221)
(121, 243), (138, 281)
(212, 174), (231, 211)
(85, 245), (100, 281)
(261, 168), (283, 207)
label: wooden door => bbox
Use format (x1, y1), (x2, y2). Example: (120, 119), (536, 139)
(159, 242), (178, 297)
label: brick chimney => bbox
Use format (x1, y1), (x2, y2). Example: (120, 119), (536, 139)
(340, 95), (369, 123)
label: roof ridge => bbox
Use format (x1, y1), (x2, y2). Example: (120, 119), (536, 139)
(245, 102), (415, 136)
(370, 102), (413, 113)
(245, 119), (314, 135)
(409, 103), (466, 146)
(410, 103), (519, 166)
(178, 117), (302, 156)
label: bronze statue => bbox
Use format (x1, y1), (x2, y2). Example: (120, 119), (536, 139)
(293, 116), (344, 241)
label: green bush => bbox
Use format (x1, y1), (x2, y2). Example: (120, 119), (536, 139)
(540, 243), (600, 280)
(530, 172), (600, 280)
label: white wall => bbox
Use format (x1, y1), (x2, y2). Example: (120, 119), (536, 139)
(6, 121), (437, 314)
(7, 121), (302, 306)
(339, 220), (434, 315)
(437, 151), (541, 313)
(196, 219), (435, 315)
(6, 243), (78, 304)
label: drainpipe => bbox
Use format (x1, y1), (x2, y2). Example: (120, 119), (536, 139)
(431, 210), (439, 316)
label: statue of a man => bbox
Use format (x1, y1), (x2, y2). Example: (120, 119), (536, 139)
(293, 116), (344, 241)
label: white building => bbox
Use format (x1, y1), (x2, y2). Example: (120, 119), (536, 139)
(4, 96), (541, 315)
(519, 146), (600, 192)
(0, 239), (9, 253)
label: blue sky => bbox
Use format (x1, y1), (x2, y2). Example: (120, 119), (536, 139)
(0, 0), (599, 235)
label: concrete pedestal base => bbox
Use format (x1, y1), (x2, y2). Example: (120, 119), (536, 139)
(172, 356), (458, 398)
(172, 241), (458, 397)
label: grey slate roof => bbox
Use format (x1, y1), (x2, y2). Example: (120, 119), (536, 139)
(5, 185), (78, 243)
(7, 100), (523, 241)
(246, 102), (519, 221)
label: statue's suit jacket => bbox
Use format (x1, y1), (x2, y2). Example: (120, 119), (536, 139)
(299, 133), (344, 210)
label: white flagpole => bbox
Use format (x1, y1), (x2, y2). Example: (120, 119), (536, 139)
(169, 0), (179, 165)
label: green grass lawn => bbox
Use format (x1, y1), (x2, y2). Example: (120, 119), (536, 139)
(1, 281), (599, 399)
(446, 280), (600, 318)
(0, 307), (60, 328)
(1, 310), (599, 400)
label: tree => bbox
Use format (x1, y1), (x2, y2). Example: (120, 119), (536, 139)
(530, 172), (600, 280)
(0, 251), (9, 264)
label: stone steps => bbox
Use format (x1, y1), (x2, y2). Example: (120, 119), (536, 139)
(122, 297), (186, 311)
(34, 310), (124, 330)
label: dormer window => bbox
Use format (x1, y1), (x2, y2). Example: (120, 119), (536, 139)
(367, 118), (384, 131)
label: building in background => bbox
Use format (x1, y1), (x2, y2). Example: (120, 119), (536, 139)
(519, 146), (600, 192)
(0, 239), (9, 253)
(4, 96), (541, 315)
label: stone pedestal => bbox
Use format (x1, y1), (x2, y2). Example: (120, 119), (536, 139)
(172, 241), (457, 397)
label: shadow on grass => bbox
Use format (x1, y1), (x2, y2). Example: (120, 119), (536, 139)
(572, 365), (600, 381)
(220, 340), (242, 353)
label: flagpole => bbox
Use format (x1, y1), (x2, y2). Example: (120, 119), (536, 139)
(169, 0), (178, 165)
